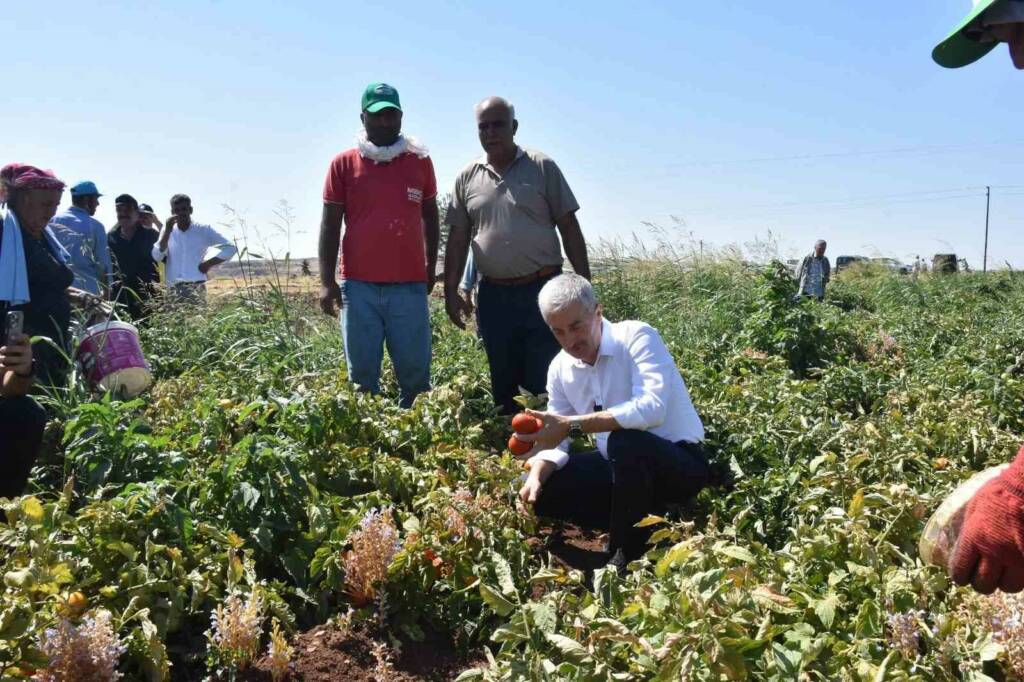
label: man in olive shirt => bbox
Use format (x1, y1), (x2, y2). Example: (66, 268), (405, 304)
(444, 96), (590, 414)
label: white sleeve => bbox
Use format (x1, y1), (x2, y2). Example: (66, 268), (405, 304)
(605, 324), (672, 431)
(205, 225), (237, 261)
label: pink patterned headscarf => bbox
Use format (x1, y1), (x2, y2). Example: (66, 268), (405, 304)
(0, 163), (66, 203)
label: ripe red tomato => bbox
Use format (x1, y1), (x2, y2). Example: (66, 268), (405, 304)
(508, 435), (532, 456)
(512, 413), (542, 434)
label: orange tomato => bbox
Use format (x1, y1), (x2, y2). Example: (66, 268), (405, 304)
(508, 435), (532, 456)
(512, 413), (542, 435)
(67, 591), (88, 613)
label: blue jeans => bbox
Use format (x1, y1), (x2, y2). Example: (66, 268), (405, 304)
(340, 280), (431, 408)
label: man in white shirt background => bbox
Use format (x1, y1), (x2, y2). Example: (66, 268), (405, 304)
(515, 273), (711, 572)
(152, 194), (237, 302)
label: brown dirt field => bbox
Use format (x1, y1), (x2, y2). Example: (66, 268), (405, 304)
(240, 622), (482, 681)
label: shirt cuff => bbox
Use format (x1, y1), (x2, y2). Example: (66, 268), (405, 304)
(607, 400), (645, 431)
(533, 448), (569, 470)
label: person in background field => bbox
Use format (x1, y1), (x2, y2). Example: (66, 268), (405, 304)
(138, 203), (163, 231)
(514, 274), (710, 573)
(152, 194), (236, 303)
(318, 82), (439, 408)
(934, 0), (1024, 69)
(795, 239), (830, 301)
(51, 180), (113, 297)
(443, 96), (590, 414)
(108, 194), (160, 320)
(0, 164), (105, 388)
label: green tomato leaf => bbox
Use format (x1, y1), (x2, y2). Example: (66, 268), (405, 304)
(546, 633), (591, 664)
(479, 583), (515, 617)
(814, 592), (840, 629)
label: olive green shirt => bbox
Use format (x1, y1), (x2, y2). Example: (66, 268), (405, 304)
(447, 147), (579, 280)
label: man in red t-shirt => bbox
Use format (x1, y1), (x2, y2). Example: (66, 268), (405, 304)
(318, 82), (440, 407)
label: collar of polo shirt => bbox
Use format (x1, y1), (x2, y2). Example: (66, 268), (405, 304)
(476, 146), (526, 169)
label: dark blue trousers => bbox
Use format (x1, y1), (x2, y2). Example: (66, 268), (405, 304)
(535, 429), (710, 558)
(0, 395), (47, 498)
(476, 273), (562, 415)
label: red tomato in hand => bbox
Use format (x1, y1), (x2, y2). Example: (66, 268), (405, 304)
(512, 413), (542, 434)
(508, 435), (532, 456)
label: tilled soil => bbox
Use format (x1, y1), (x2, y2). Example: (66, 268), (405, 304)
(242, 622), (480, 681)
(192, 523), (603, 681)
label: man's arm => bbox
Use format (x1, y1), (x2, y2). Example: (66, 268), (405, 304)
(519, 409), (622, 454)
(554, 211), (591, 280)
(94, 220), (114, 297)
(197, 226), (237, 274)
(442, 221), (473, 329)
(796, 256), (807, 283)
(153, 217), (176, 261)
(422, 199), (440, 294)
(823, 258), (831, 284)
(318, 202), (345, 316)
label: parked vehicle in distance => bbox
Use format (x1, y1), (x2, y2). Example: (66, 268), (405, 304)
(870, 257), (912, 274)
(835, 255), (869, 273)
(933, 254), (959, 274)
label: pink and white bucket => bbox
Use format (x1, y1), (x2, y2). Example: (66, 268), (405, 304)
(76, 321), (152, 397)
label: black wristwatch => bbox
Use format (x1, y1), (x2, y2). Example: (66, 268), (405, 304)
(568, 419), (584, 440)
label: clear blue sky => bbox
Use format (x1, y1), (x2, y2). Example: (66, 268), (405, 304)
(5, 0), (1022, 267)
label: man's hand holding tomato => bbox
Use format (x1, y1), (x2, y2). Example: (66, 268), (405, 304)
(511, 409), (571, 458)
(509, 410), (565, 508)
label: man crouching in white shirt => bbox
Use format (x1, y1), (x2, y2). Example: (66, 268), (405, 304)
(515, 273), (710, 573)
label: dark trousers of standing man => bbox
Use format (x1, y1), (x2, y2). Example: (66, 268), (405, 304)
(534, 429), (711, 559)
(476, 269), (562, 415)
(0, 395), (48, 499)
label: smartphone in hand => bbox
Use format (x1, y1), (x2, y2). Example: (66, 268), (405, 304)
(3, 310), (23, 346)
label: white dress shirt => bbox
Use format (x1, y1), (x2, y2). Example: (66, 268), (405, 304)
(534, 318), (705, 470)
(152, 222), (237, 285)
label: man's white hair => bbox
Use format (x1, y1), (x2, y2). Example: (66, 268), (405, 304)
(475, 97), (516, 122)
(538, 273), (597, 318)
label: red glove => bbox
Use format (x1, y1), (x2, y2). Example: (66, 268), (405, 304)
(951, 448), (1024, 594)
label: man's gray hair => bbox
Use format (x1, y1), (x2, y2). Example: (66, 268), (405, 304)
(475, 96), (516, 122)
(815, 239), (827, 247)
(538, 273), (597, 317)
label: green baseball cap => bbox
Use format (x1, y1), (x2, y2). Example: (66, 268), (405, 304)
(361, 82), (402, 113)
(933, 0), (1002, 68)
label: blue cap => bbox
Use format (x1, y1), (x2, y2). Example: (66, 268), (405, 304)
(70, 181), (102, 197)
